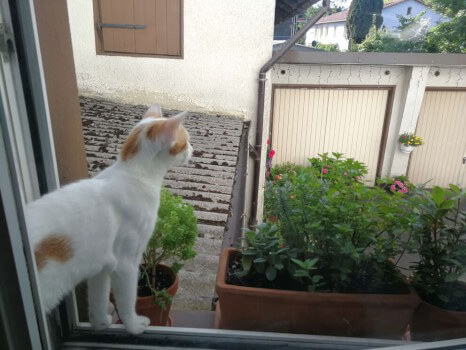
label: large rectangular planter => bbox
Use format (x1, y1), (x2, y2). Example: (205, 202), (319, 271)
(216, 248), (420, 339)
(412, 300), (466, 341)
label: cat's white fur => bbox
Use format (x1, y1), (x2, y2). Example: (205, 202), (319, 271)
(25, 104), (192, 334)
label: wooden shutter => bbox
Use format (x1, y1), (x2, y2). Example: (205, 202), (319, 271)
(95, 0), (182, 57)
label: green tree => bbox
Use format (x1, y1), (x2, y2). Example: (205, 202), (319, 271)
(346, 0), (384, 50)
(356, 12), (428, 53)
(424, 14), (466, 53)
(425, 0), (464, 17)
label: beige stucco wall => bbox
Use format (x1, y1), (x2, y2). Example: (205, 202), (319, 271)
(67, 0), (275, 118)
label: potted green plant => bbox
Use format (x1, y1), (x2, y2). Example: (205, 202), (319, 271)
(135, 188), (197, 326)
(410, 185), (466, 341)
(399, 133), (424, 154)
(216, 153), (420, 338)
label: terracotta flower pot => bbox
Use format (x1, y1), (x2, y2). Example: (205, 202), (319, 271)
(412, 300), (466, 341)
(216, 248), (420, 339)
(135, 264), (178, 326)
(110, 264), (179, 327)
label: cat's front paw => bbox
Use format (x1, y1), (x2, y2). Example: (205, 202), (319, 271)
(124, 315), (150, 335)
(90, 314), (113, 331)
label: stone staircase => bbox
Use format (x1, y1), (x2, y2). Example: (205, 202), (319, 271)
(80, 97), (243, 311)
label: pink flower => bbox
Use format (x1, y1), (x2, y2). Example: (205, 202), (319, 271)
(401, 187), (408, 194)
(268, 149), (275, 159)
(267, 139), (270, 145)
(343, 172), (348, 176)
(395, 180), (403, 187)
(322, 168), (328, 174)
(390, 185), (396, 191)
(325, 164), (330, 168)
(266, 171), (270, 178)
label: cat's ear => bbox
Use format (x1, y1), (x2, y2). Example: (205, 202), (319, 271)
(144, 102), (163, 119)
(146, 111), (188, 142)
(167, 110), (188, 126)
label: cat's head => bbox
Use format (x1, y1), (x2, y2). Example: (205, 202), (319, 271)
(120, 102), (193, 169)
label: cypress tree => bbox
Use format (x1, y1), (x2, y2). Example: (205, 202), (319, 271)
(346, 0), (383, 50)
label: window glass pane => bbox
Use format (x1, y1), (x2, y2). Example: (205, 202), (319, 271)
(10, 0), (466, 347)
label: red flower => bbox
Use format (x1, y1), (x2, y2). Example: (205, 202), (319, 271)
(268, 149), (275, 159)
(267, 139), (270, 145)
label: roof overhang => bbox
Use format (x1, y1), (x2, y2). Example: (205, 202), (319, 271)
(275, 0), (321, 25)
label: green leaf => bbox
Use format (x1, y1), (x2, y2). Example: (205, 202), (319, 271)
(312, 275), (323, 284)
(449, 184), (461, 194)
(445, 273), (459, 283)
(242, 256), (252, 271)
(253, 257), (266, 263)
(265, 266), (277, 281)
(432, 187), (446, 206)
(275, 263), (284, 270)
(440, 200), (455, 209)
(242, 250), (257, 256)
(291, 258), (306, 269)
(294, 270), (309, 278)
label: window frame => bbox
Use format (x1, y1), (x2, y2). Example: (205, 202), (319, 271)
(3, 0), (466, 349)
(92, 0), (184, 59)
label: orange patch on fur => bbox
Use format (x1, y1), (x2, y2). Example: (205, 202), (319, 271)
(35, 234), (73, 270)
(121, 126), (143, 161)
(170, 126), (188, 155)
(146, 120), (166, 140)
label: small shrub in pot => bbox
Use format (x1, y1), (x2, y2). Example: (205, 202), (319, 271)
(137, 188), (197, 325)
(410, 185), (466, 340)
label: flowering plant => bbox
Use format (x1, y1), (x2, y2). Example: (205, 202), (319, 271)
(265, 139), (275, 179)
(398, 133), (424, 147)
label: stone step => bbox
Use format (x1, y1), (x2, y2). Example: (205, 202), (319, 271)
(82, 113), (243, 129)
(183, 253), (220, 274)
(171, 294), (214, 311)
(165, 172), (233, 187)
(172, 270), (217, 311)
(193, 237), (223, 256)
(169, 166), (235, 179)
(183, 199), (230, 213)
(169, 188), (231, 204)
(164, 179), (233, 195)
(190, 152), (237, 162)
(197, 224), (225, 240)
(84, 135), (239, 155)
(194, 211), (229, 224)
(190, 157), (237, 168)
(188, 162), (236, 173)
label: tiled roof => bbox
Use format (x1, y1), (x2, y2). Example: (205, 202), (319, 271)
(315, 0), (427, 25)
(316, 9), (349, 24)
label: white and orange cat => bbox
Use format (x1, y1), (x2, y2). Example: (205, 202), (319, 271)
(25, 103), (192, 334)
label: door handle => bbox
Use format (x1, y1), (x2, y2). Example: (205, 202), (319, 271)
(97, 23), (146, 30)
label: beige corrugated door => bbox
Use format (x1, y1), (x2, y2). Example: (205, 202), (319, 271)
(408, 90), (466, 188)
(271, 87), (389, 184)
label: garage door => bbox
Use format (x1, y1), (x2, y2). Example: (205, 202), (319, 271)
(271, 87), (390, 184)
(408, 90), (466, 188)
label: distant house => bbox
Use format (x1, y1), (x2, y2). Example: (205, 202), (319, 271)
(305, 0), (446, 51)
